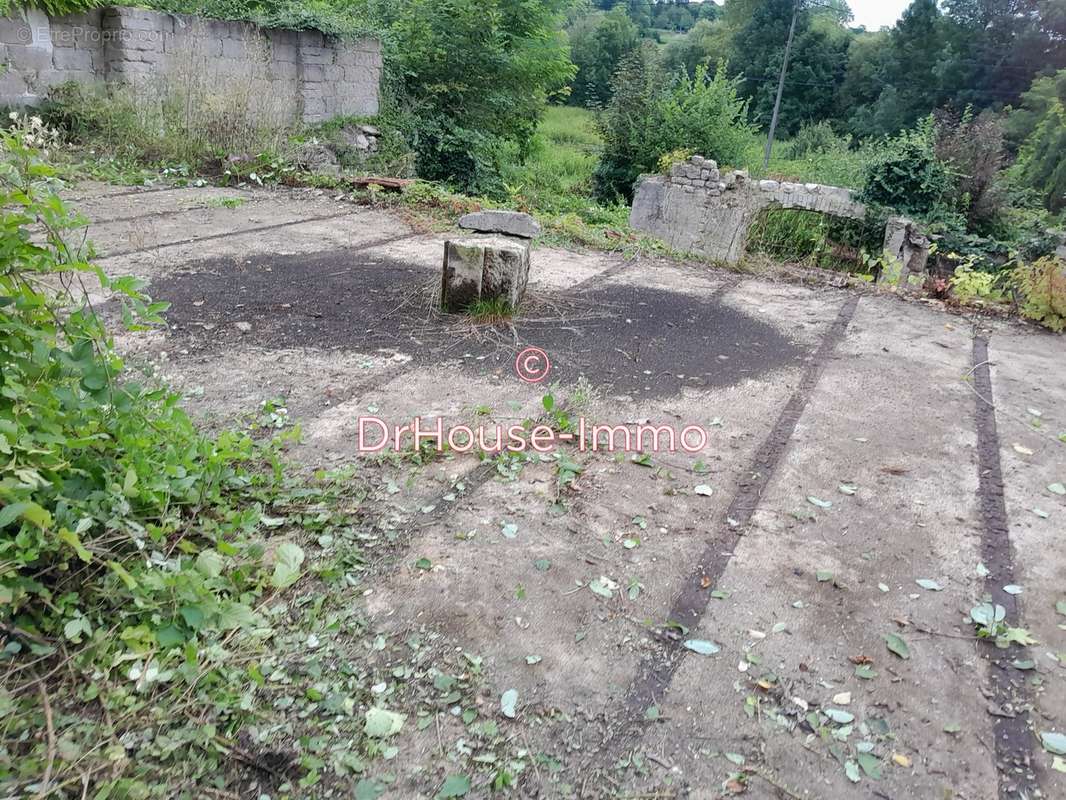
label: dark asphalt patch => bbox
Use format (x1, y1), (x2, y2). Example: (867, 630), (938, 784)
(972, 337), (1038, 799)
(146, 248), (806, 399)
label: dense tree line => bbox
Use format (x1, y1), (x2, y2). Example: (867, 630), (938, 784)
(568, 1), (1066, 138)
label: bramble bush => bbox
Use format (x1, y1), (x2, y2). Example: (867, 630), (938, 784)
(0, 116), (333, 794)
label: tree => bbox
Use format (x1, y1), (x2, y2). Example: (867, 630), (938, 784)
(729, 0), (852, 134)
(1008, 70), (1066, 212)
(594, 50), (755, 201)
(661, 18), (725, 77)
(567, 5), (640, 107)
(392, 0), (576, 192)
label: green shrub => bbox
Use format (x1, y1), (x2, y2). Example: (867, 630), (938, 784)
(0, 115), (278, 637)
(594, 54), (755, 202)
(411, 117), (505, 197)
(786, 121), (849, 159)
(860, 116), (955, 218)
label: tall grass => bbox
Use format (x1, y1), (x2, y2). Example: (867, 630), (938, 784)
(500, 105), (602, 214)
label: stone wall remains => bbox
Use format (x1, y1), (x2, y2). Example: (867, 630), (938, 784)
(0, 6), (380, 124)
(630, 156), (867, 264)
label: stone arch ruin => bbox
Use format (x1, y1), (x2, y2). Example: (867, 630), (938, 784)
(630, 155), (929, 283)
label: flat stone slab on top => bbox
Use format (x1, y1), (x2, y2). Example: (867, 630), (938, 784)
(458, 210), (541, 239)
(441, 235), (531, 312)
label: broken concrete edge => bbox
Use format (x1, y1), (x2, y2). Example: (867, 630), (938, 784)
(630, 154), (930, 286)
(458, 210), (541, 240)
(441, 234), (531, 313)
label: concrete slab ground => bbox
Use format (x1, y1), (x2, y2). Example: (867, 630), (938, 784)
(72, 182), (1066, 799)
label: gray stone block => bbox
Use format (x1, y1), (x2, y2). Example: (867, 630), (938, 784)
(442, 236), (531, 312)
(459, 210), (541, 239)
(52, 46), (93, 71)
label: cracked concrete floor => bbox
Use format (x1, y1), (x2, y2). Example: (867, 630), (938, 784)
(71, 181), (1066, 799)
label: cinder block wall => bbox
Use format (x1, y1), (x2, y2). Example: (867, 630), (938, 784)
(0, 6), (381, 123)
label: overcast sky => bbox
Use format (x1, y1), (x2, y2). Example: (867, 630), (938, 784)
(845, 0), (913, 29)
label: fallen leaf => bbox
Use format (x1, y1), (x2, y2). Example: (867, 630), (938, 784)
(1049, 483), (1066, 496)
(943, 722), (961, 734)
(1003, 584), (1023, 595)
(844, 760), (861, 783)
(833, 692), (852, 705)
(1040, 731), (1066, 755)
(884, 633), (911, 660)
(436, 775), (471, 799)
(1012, 444), (1034, 456)
(684, 639), (721, 656)
(916, 579), (943, 592)
(816, 570), (834, 583)
(364, 707), (405, 738)
(694, 484), (714, 497)
(808, 496), (833, 509)
(892, 753), (912, 768)
(838, 484), (858, 495)
(500, 689), (518, 719)
(825, 708), (855, 724)
(857, 752), (882, 780)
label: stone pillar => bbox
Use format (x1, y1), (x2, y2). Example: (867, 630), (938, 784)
(883, 216), (931, 290)
(441, 236), (531, 312)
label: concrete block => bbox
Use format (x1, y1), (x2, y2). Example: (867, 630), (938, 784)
(442, 236), (531, 312)
(52, 46), (93, 71)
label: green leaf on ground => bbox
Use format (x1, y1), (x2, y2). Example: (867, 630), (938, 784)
(943, 722), (962, 734)
(270, 542), (305, 589)
(838, 484), (858, 495)
(1048, 483), (1066, 496)
(364, 707), (405, 738)
(855, 664), (877, 680)
(589, 576), (616, 598)
(825, 708), (855, 724)
(683, 639), (721, 656)
(884, 633), (911, 659)
(436, 775), (471, 799)
(500, 689), (518, 719)
(857, 752), (882, 779)
(844, 760), (861, 783)
(816, 570), (834, 583)
(415, 557), (432, 570)
(534, 558), (551, 571)
(808, 496), (833, 509)
(1040, 732), (1066, 755)
(916, 579), (943, 591)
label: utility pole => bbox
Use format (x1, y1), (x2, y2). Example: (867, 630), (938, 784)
(763, 0), (800, 169)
